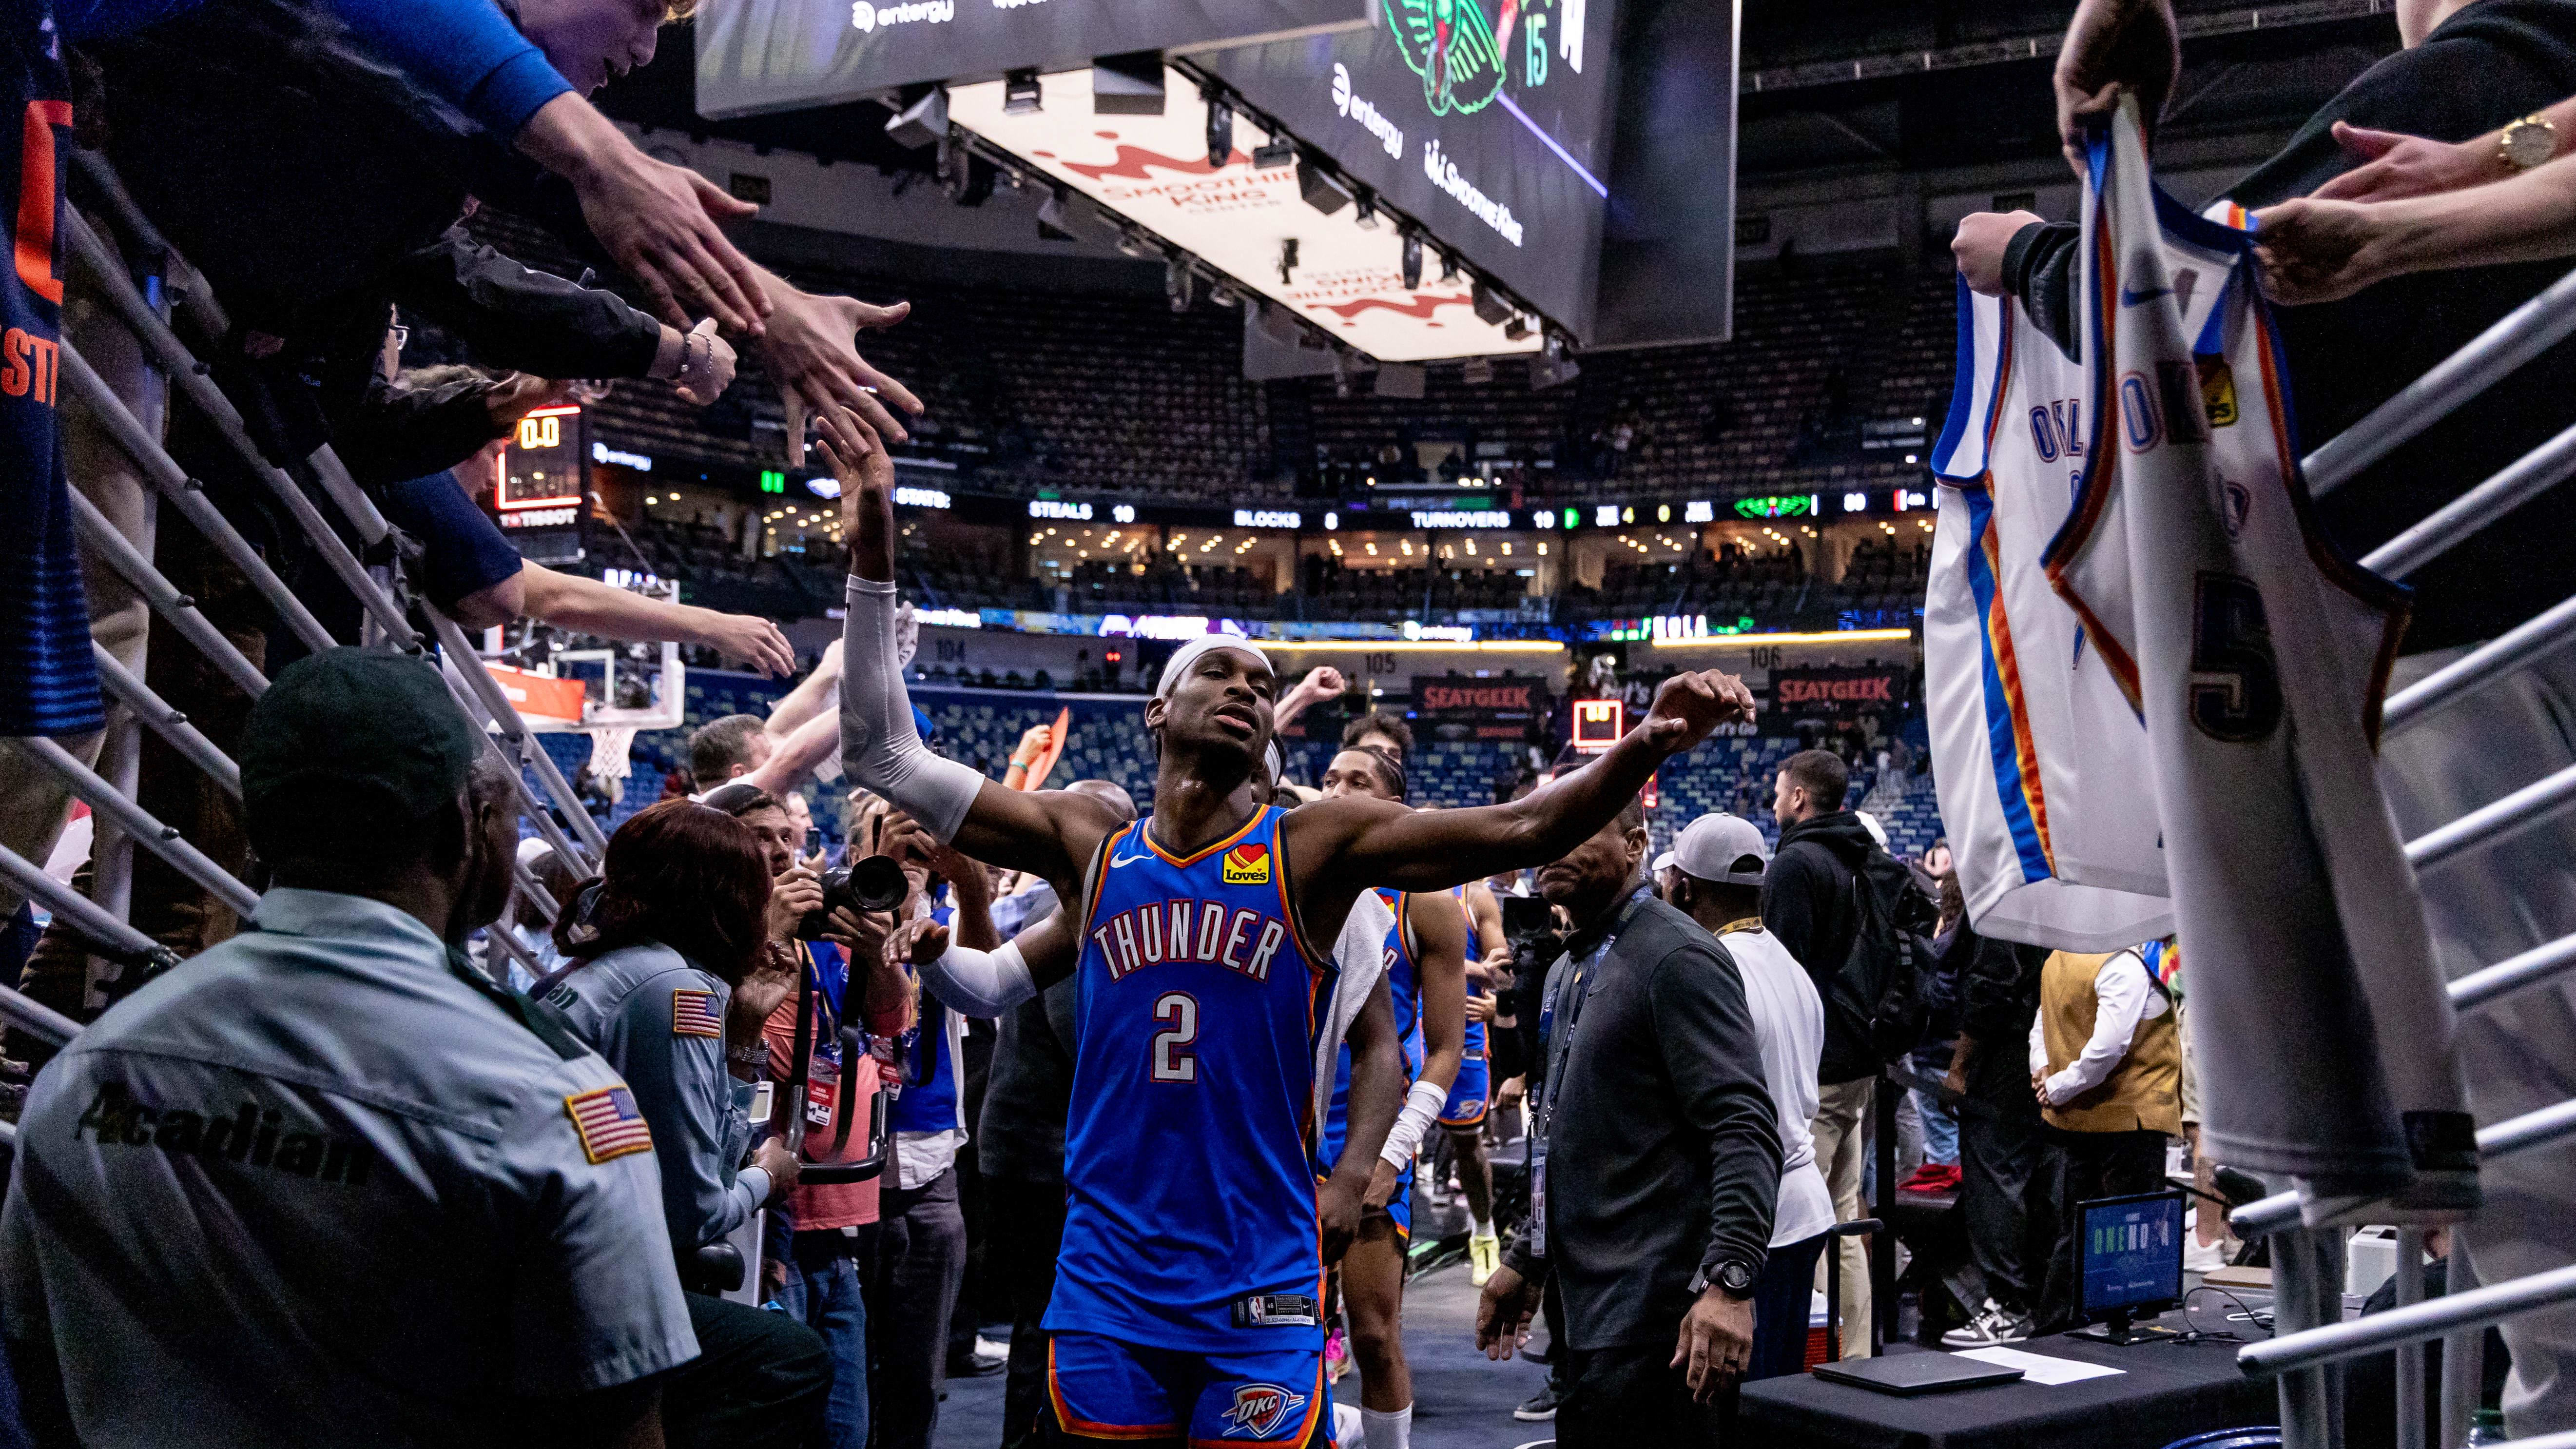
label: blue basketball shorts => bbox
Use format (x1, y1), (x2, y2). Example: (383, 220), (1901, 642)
(1438, 1047), (1490, 1129)
(1046, 1331), (1333, 1447)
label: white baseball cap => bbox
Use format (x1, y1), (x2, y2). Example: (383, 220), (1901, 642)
(1673, 813), (1770, 886)
(1651, 850), (1679, 875)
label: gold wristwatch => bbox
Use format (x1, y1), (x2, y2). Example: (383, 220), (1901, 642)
(2500, 113), (2559, 174)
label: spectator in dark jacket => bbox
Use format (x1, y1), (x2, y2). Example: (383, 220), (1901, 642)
(1759, 746), (1880, 1357)
(1478, 799), (1781, 1447)
(1936, 919), (2058, 1349)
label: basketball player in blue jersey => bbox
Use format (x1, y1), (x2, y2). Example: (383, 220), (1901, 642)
(1312, 747), (1468, 1449)
(820, 409), (1754, 1449)
(1437, 877), (1507, 1282)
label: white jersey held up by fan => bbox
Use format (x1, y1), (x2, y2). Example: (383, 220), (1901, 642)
(1925, 277), (2174, 953)
(2043, 98), (2476, 1223)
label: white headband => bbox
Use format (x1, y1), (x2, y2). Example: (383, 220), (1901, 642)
(1154, 635), (1275, 700)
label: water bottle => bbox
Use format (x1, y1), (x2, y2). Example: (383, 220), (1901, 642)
(2467, 1408), (2509, 1446)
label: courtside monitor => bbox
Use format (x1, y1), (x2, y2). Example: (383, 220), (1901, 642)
(2071, 1190), (2186, 1345)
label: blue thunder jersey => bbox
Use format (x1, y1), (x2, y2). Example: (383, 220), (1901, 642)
(1454, 886), (1487, 1061)
(1046, 805), (1338, 1351)
(0, 3), (104, 737)
(1317, 889), (1424, 1172)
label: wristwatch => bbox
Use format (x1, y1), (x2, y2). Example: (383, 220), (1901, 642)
(1691, 1261), (1759, 1300)
(2500, 114), (2559, 174)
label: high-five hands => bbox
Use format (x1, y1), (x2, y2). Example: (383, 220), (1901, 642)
(765, 290), (924, 465)
(823, 405), (896, 543)
(1642, 669), (1758, 755)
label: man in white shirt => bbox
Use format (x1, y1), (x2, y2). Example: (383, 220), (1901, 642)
(2025, 942), (2183, 1331)
(1667, 814), (1838, 1379)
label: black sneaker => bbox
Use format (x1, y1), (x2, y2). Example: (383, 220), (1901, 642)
(1513, 1387), (1559, 1422)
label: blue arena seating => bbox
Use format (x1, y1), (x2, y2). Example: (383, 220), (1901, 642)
(539, 670), (1949, 867)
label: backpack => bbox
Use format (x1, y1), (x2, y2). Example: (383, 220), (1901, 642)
(1844, 847), (1943, 1068)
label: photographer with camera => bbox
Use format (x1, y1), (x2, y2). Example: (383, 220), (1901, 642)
(854, 800), (1000, 1449)
(705, 783), (917, 1449)
(542, 799), (830, 1447)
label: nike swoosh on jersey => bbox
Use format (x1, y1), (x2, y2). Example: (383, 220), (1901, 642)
(2120, 284), (2171, 307)
(1109, 852), (1152, 868)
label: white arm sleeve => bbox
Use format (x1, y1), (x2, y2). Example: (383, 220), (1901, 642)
(923, 939), (1038, 1018)
(841, 576), (987, 841)
(1379, 1077), (1452, 1169)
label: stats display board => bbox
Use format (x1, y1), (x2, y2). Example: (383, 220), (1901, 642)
(697, 0), (1371, 119)
(1195, 0), (1618, 337)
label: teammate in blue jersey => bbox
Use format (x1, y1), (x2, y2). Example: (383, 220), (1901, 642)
(1312, 747), (1468, 1449)
(1448, 876), (1511, 1283)
(823, 409), (1755, 1449)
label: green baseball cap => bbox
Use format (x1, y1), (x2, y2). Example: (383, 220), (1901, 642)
(239, 648), (483, 851)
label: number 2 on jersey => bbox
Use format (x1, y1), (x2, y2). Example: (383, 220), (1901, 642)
(1150, 992), (1199, 1083)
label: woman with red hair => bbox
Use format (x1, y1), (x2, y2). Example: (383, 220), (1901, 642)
(543, 798), (831, 1446)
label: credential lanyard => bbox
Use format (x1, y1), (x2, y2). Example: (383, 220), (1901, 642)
(1528, 888), (1646, 1259)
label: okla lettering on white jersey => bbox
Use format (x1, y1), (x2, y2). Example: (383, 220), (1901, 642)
(1924, 275), (2172, 952)
(2040, 98), (2475, 1206)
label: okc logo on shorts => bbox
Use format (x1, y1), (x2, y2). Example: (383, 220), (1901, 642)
(1222, 843), (1271, 885)
(1220, 1382), (1306, 1438)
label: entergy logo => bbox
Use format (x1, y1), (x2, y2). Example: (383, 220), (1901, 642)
(1220, 1382), (1306, 1438)
(1329, 62), (1404, 159)
(851, 0), (952, 31)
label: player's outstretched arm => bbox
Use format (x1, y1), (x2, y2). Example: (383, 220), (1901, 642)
(1298, 669), (1755, 896)
(824, 408), (1117, 883)
(1323, 975), (1403, 1266)
(889, 903), (1080, 1017)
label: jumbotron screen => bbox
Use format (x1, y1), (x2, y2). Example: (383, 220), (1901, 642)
(697, 0), (1371, 119)
(1195, 0), (1620, 336)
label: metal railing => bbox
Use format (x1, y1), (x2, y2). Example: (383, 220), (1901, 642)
(1, 149), (602, 1057)
(2207, 255), (2576, 1449)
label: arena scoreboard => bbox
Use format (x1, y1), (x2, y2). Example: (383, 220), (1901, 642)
(1195, 0), (1621, 338)
(492, 405), (587, 565)
(696, 0), (1372, 119)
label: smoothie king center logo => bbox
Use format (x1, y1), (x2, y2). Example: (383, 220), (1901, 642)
(851, 0), (953, 31)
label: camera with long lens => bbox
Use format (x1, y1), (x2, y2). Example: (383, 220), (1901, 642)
(795, 853), (910, 940)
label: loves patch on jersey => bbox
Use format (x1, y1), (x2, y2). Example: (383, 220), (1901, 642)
(1221, 842), (1270, 885)
(1219, 1382), (1307, 1439)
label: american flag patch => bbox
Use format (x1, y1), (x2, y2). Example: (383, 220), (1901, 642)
(671, 988), (723, 1039)
(564, 1086), (653, 1164)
